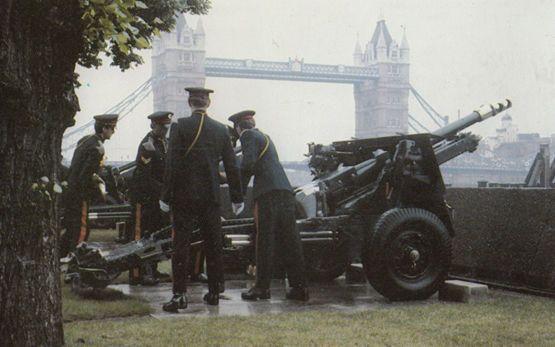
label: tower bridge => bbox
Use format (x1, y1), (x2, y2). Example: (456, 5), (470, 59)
(151, 15), (424, 139)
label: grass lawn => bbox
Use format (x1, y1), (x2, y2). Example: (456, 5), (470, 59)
(88, 228), (120, 243)
(62, 283), (152, 322)
(64, 291), (555, 346)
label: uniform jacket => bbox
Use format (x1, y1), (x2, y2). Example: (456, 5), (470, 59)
(66, 134), (104, 200)
(163, 111), (243, 205)
(239, 128), (292, 200)
(131, 131), (167, 203)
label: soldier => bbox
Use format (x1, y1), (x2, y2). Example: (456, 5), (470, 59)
(129, 111), (173, 285)
(60, 114), (118, 257)
(228, 110), (309, 302)
(160, 87), (244, 312)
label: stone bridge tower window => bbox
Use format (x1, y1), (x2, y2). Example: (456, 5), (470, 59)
(179, 52), (193, 64)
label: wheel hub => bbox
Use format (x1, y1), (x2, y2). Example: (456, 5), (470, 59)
(389, 229), (433, 279)
(409, 249), (420, 262)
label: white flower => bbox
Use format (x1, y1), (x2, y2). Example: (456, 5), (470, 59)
(53, 183), (63, 194)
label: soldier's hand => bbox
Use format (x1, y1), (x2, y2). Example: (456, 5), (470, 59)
(232, 202), (244, 216)
(159, 200), (170, 213)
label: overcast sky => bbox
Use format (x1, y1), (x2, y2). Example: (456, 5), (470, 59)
(69, 0), (555, 161)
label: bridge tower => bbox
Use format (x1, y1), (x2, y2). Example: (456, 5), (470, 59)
(152, 15), (206, 118)
(353, 20), (410, 138)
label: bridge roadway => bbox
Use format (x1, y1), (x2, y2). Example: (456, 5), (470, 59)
(205, 57), (379, 84)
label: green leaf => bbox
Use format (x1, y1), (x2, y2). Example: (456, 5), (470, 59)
(135, 1), (148, 9)
(135, 37), (149, 48)
(90, 0), (105, 4)
(118, 43), (130, 54)
(99, 17), (114, 30)
(115, 8), (127, 18)
(105, 3), (118, 13)
(153, 17), (163, 25)
(116, 32), (129, 44)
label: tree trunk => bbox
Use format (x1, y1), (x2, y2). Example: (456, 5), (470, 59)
(0, 1), (82, 345)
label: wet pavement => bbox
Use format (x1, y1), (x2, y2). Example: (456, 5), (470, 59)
(110, 278), (437, 319)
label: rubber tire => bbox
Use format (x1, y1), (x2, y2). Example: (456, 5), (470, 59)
(363, 208), (452, 301)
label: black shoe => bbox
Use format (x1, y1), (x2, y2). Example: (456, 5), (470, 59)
(140, 275), (160, 286)
(286, 287), (309, 301)
(241, 287), (271, 301)
(203, 292), (219, 305)
(162, 294), (187, 313)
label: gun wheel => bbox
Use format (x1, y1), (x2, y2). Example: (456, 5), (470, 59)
(363, 208), (451, 301)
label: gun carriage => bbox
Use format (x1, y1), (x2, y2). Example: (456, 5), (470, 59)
(64, 99), (511, 301)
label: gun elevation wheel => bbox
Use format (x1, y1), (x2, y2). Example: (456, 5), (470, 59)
(363, 208), (451, 301)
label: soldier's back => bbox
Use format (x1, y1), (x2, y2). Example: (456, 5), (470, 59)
(172, 114), (230, 204)
(242, 129), (292, 199)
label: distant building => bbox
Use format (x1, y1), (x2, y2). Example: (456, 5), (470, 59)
(485, 113), (552, 165)
(441, 114), (554, 187)
(489, 113), (519, 145)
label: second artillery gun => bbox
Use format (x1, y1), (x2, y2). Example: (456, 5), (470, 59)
(64, 99), (511, 301)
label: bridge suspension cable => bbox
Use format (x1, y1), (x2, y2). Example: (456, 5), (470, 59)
(62, 77), (154, 153)
(407, 122), (418, 133)
(63, 78), (153, 139)
(408, 113), (430, 133)
(409, 85), (448, 128)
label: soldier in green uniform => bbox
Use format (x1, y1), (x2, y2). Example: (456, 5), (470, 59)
(129, 111), (173, 285)
(60, 114), (118, 257)
(229, 110), (309, 302)
(160, 87), (244, 312)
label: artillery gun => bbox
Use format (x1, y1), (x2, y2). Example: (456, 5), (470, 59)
(63, 99), (511, 301)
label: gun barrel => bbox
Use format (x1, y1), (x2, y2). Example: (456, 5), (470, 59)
(117, 161), (136, 173)
(432, 99), (512, 139)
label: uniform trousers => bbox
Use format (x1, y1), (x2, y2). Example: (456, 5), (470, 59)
(255, 190), (306, 289)
(60, 197), (88, 257)
(171, 199), (223, 294)
(130, 199), (168, 281)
